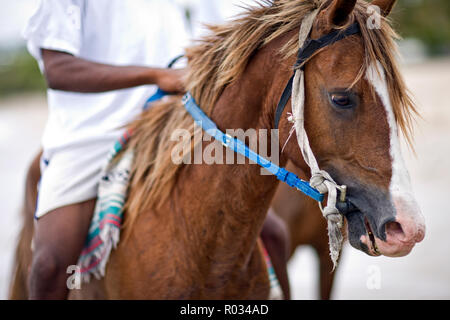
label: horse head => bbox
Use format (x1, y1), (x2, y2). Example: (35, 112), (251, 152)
(280, 0), (425, 257)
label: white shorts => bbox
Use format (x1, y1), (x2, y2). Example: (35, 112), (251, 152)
(35, 141), (113, 219)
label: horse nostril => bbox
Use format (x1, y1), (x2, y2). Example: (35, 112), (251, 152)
(385, 221), (406, 241)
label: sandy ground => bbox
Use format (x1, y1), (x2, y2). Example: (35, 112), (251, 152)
(0, 58), (449, 300)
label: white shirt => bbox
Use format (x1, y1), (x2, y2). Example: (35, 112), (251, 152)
(24, 0), (191, 150)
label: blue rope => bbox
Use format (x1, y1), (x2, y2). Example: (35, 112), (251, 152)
(144, 88), (168, 110)
(143, 55), (185, 110)
(182, 92), (324, 202)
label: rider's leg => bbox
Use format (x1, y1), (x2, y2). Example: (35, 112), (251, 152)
(27, 140), (111, 299)
(260, 208), (291, 300)
(28, 199), (95, 299)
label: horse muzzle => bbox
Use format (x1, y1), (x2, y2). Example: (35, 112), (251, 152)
(337, 188), (426, 257)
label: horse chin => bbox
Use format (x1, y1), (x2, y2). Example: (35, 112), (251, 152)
(359, 217), (382, 257)
(343, 199), (391, 257)
(345, 209), (380, 256)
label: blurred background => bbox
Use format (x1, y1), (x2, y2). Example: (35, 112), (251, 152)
(0, 0), (449, 299)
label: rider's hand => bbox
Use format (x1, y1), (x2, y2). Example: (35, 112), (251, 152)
(155, 68), (186, 94)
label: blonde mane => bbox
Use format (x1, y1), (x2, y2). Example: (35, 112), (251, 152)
(123, 0), (417, 231)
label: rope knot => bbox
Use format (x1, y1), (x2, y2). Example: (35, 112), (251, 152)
(310, 171), (328, 194)
(309, 169), (344, 269)
(322, 206), (343, 226)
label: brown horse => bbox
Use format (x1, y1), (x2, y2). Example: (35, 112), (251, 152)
(11, 0), (425, 299)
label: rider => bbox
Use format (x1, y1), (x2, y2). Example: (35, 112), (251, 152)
(24, 0), (191, 299)
(23, 0), (289, 299)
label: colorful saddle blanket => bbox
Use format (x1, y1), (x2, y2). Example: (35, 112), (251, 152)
(77, 130), (133, 282)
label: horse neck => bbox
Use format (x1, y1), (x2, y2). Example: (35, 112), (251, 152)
(176, 37), (295, 272)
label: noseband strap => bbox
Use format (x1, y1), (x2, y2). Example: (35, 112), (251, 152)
(274, 22), (361, 129)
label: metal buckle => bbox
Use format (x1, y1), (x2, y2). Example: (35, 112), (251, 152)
(339, 185), (347, 203)
(221, 133), (233, 148)
(317, 184), (347, 214)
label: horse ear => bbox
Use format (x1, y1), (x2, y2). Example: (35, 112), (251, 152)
(371, 0), (397, 16)
(327, 0), (357, 27)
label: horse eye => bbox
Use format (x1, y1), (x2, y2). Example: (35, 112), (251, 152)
(330, 93), (352, 108)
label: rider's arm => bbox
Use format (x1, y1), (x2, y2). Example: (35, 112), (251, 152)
(41, 49), (185, 93)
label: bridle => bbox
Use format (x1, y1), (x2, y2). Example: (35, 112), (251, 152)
(274, 21), (362, 216)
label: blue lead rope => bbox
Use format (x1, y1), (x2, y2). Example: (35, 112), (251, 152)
(143, 54), (185, 110)
(144, 88), (168, 110)
(141, 55), (321, 201)
(181, 92), (324, 203)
